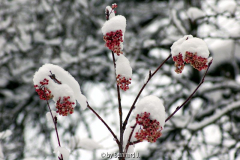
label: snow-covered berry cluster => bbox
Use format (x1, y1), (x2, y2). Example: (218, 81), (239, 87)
(116, 74), (131, 91)
(103, 30), (123, 56)
(171, 35), (212, 74)
(135, 112), (162, 143)
(33, 64), (88, 117)
(56, 96), (75, 116)
(34, 79), (53, 100)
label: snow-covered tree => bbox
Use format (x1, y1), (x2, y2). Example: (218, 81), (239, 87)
(1, 0), (240, 160)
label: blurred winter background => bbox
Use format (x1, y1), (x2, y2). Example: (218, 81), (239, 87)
(0, 0), (240, 159)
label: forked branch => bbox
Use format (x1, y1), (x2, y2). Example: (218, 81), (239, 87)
(123, 54), (172, 130)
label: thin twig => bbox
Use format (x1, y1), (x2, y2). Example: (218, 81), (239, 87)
(165, 59), (213, 122)
(123, 54), (172, 130)
(87, 103), (120, 145)
(129, 140), (141, 145)
(45, 99), (63, 160)
(124, 123), (137, 154)
(46, 100), (61, 146)
(111, 51), (124, 155)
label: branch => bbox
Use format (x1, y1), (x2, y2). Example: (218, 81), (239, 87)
(123, 54), (172, 130)
(87, 103), (120, 146)
(45, 99), (63, 160)
(165, 59), (213, 122)
(124, 123), (137, 154)
(111, 51), (123, 154)
(129, 140), (141, 145)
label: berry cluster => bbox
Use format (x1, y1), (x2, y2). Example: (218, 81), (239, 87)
(116, 74), (131, 91)
(172, 53), (185, 74)
(112, 3), (117, 9)
(185, 51), (208, 71)
(34, 79), (53, 100)
(56, 96), (74, 116)
(135, 112), (162, 143)
(103, 30), (123, 56)
(173, 52), (208, 73)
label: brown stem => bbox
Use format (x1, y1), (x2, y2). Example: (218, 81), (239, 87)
(123, 54), (172, 130)
(87, 103), (120, 145)
(124, 123), (137, 154)
(111, 51), (124, 157)
(46, 99), (61, 147)
(165, 59), (213, 122)
(129, 140), (141, 145)
(45, 99), (63, 159)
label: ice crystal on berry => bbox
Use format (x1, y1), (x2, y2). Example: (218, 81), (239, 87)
(103, 30), (123, 56)
(116, 74), (131, 91)
(34, 79), (53, 100)
(56, 96), (75, 116)
(135, 112), (162, 143)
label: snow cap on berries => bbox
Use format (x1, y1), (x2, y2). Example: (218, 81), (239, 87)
(134, 95), (165, 129)
(102, 15), (126, 55)
(102, 15), (126, 35)
(133, 95), (166, 143)
(116, 55), (132, 91)
(33, 64), (88, 112)
(116, 55), (132, 79)
(171, 35), (212, 73)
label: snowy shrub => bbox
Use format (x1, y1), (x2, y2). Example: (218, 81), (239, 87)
(32, 3), (212, 160)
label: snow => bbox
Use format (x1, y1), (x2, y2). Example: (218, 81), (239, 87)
(171, 35), (193, 56)
(116, 55), (132, 79)
(144, 71), (150, 83)
(171, 10), (186, 35)
(188, 101), (240, 131)
(69, 137), (103, 150)
(101, 15), (126, 35)
(236, 75), (240, 84)
(203, 124), (221, 144)
(143, 39), (156, 48)
(0, 144), (4, 159)
(33, 31), (45, 43)
(52, 84), (75, 103)
(218, 0), (237, 14)
(105, 6), (115, 19)
(78, 94), (87, 110)
(0, 17), (11, 30)
(171, 35), (210, 58)
(54, 147), (69, 160)
(42, 0), (51, 12)
(33, 63), (87, 109)
(134, 95), (165, 128)
(0, 129), (12, 139)
(206, 39), (233, 69)
(187, 7), (205, 21)
(46, 111), (58, 128)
